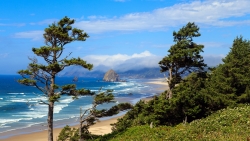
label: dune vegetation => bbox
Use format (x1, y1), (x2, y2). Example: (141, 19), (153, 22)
(97, 105), (250, 141)
(95, 25), (250, 141)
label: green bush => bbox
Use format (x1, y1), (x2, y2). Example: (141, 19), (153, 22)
(111, 72), (224, 132)
(98, 105), (250, 141)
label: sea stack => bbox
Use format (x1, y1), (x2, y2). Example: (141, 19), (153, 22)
(103, 69), (120, 82)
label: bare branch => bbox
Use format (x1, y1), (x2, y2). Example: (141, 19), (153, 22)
(39, 100), (49, 105)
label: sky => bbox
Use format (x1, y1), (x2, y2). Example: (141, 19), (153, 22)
(0, 0), (250, 74)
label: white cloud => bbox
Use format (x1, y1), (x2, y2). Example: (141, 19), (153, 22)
(83, 51), (162, 71)
(13, 19), (57, 40)
(13, 30), (44, 40)
(82, 51), (223, 72)
(12, 0), (250, 38)
(75, 0), (250, 33)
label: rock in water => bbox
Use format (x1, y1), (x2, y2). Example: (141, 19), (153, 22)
(103, 69), (120, 82)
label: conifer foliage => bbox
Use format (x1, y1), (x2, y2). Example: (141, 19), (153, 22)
(159, 22), (207, 99)
(57, 90), (133, 141)
(112, 36), (250, 135)
(207, 36), (250, 104)
(18, 17), (93, 141)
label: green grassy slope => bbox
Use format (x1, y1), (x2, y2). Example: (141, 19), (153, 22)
(97, 105), (250, 141)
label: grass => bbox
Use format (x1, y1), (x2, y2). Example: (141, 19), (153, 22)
(96, 105), (250, 141)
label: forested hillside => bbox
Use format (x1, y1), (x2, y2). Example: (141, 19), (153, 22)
(58, 23), (250, 141)
(97, 25), (250, 140)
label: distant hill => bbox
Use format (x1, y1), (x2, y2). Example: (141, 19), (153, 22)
(118, 68), (164, 79)
(60, 66), (164, 79)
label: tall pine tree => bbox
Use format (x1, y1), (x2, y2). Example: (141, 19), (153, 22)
(159, 22), (207, 99)
(207, 36), (250, 104)
(18, 17), (93, 141)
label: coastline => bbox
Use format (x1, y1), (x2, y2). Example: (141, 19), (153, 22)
(141, 78), (168, 102)
(0, 78), (168, 141)
(145, 78), (168, 91)
(0, 116), (122, 141)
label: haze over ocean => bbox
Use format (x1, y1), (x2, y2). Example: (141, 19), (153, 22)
(0, 75), (161, 138)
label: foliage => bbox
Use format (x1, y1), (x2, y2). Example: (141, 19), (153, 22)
(206, 36), (250, 104)
(111, 72), (217, 132)
(58, 90), (133, 141)
(57, 125), (100, 141)
(114, 22), (210, 128)
(98, 105), (250, 141)
(57, 125), (79, 141)
(159, 22), (207, 98)
(111, 36), (250, 136)
(17, 16), (93, 141)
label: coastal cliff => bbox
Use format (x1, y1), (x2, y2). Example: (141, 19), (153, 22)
(103, 69), (120, 82)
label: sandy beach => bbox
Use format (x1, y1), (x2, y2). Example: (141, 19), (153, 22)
(0, 78), (168, 141)
(135, 78), (168, 102)
(145, 78), (168, 91)
(0, 116), (122, 141)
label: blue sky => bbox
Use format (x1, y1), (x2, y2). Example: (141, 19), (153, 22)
(0, 0), (250, 74)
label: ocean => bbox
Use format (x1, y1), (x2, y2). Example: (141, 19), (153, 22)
(0, 75), (163, 139)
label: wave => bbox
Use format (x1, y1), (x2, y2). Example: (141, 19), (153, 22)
(0, 118), (33, 125)
(0, 120), (45, 135)
(53, 96), (75, 113)
(7, 93), (25, 95)
(15, 111), (47, 119)
(60, 98), (74, 103)
(54, 105), (64, 114)
(9, 99), (28, 102)
(0, 78), (153, 137)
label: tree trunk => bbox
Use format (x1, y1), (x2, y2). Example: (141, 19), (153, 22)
(168, 67), (173, 99)
(48, 74), (55, 141)
(79, 107), (84, 141)
(79, 123), (83, 141)
(48, 102), (54, 141)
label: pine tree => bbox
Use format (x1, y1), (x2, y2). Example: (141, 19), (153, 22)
(207, 36), (250, 104)
(171, 72), (217, 122)
(159, 22), (207, 99)
(57, 90), (133, 141)
(18, 17), (93, 141)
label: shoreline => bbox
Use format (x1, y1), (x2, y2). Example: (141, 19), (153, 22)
(145, 78), (168, 91)
(0, 78), (168, 141)
(142, 78), (168, 102)
(0, 116), (123, 141)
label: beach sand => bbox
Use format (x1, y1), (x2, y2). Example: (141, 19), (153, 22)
(140, 78), (168, 102)
(0, 78), (168, 141)
(146, 78), (168, 91)
(0, 116), (121, 141)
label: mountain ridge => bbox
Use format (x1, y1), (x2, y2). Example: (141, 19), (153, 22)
(60, 67), (164, 79)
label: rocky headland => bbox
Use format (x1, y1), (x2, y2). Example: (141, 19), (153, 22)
(103, 69), (120, 82)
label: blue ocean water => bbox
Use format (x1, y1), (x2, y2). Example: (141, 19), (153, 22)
(0, 75), (161, 137)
